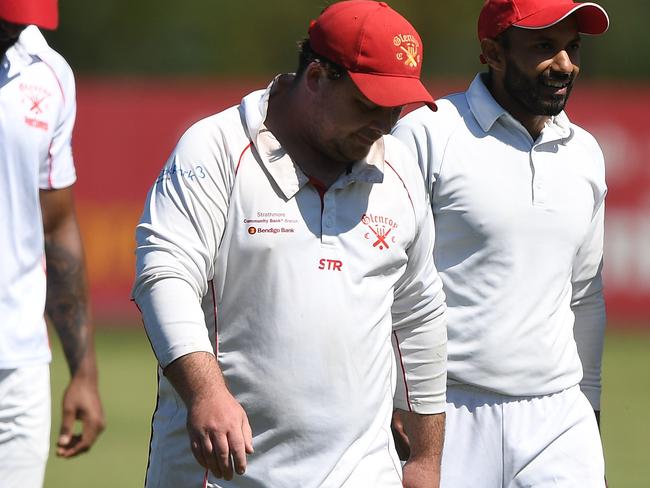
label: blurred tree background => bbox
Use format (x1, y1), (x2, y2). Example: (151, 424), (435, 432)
(47, 0), (648, 80)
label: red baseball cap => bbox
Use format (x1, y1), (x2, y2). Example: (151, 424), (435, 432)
(478, 0), (609, 40)
(308, 0), (436, 110)
(0, 0), (58, 30)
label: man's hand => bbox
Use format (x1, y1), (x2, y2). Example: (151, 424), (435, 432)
(57, 373), (105, 457)
(187, 388), (253, 480)
(165, 352), (253, 481)
(393, 409), (445, 488)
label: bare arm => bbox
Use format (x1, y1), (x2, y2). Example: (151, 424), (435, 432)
(163, 351), (253, 480)
(40, 186), (105, 457)
(392, 409), (445, 488)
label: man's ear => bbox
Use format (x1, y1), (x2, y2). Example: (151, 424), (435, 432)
(481, 38), (506, 73)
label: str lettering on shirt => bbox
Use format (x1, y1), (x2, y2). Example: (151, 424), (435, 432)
(318, 259), (343, 271)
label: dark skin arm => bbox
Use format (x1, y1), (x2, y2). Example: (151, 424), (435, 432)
(40, 186), (105, 457)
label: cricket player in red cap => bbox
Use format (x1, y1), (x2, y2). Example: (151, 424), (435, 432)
(393, 0), (609, 486)
(0, 1), (105, 486)
(134, 1), (448, 487)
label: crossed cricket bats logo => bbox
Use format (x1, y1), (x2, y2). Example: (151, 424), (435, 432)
(29, 95), (45, 114)
(399, 45), (419, 68)
(365, 222), (393, 251)
(366, 223), (392, 250)
(393, 33), (420, 68)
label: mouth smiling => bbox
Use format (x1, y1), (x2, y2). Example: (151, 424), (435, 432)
(539, 76), (573, 95)
(544, 79), (570, 88)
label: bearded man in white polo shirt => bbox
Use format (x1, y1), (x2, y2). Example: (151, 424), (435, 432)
(0, 1), (105, 486)
(133, 1), (448, 487)
(392, 0), (609, 486)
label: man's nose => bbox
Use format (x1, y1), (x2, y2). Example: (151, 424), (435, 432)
(551, 50), (575, 75)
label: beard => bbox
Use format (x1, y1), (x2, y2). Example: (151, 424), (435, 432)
(503, 58), (575, 116)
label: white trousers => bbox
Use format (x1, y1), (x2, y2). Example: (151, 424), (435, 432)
(440, 384), (605, 488)
(0, 364), (51, 488)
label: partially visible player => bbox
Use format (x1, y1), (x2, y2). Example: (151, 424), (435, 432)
(393, 0), (609, 486)
(133, 1), (447, 487)
(0, 1), (105, 486)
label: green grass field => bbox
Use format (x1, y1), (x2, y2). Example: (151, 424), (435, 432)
(44, 325), (650, 487)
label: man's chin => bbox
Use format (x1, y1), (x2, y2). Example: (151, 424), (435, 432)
(338, 141), (374, 163)
(539, 99), (567, 116)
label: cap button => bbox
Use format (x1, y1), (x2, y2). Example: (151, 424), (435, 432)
(378, 2), (388, 6)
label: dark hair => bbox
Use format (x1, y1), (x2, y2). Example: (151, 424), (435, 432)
(295, 39), (347, 81)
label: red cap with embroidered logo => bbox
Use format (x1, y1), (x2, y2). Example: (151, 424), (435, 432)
(0, 0), (59, 30)
(308, 0), (436, 110)
(478, 0), (609, 41)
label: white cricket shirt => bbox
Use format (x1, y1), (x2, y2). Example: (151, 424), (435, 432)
(0, 26), (77, 369)
(133, 80), (447, 487)
(393, 74), (606, 409)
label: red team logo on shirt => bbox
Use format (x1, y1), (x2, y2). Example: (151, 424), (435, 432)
(361, 213), (398, 250)
(20, 83), (51, 131)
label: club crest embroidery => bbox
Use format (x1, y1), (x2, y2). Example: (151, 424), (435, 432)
(20, 83), (52, 131)
(393, 33), (420, 69)
(361, 213), (398, 250)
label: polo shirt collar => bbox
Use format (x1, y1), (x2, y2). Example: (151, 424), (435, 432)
(466, 73), (573, 144)
(2, 26), (46, 80)
(240, 76), (385, 200)
(466, 74), (507, 133)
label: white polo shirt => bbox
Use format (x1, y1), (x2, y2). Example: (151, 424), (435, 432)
(393, 74), (606, 409)
(133, 80), (447, 487)
(0, 26), (76, 369)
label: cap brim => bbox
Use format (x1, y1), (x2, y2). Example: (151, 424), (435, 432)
(348, 71), (437, 111)
(514, 3), (609, 35)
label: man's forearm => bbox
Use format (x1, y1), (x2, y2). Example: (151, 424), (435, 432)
(44, 230), (93, 376)
(164, 351), (228, 405)
(401, 410), (445, 460)
(396, 410), (445, 488)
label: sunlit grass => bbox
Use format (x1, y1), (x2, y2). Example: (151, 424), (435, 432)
(44, 324), (649, 487)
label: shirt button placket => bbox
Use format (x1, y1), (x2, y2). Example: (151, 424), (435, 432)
(321, 193), (336, 246)
(531, 146), (547, 207)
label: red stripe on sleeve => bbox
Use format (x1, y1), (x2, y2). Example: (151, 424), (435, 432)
(46, 139), (54, 188)
(41, 60), (66, 103)
(384, 160), (415, 215)
(393, 330), (413, 412)
(210, 280), (219, 356)
(235, 142), (253, 175)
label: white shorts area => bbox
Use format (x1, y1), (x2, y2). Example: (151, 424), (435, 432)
(440, 384), (604, 488)
(0, 364), (51, 488)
